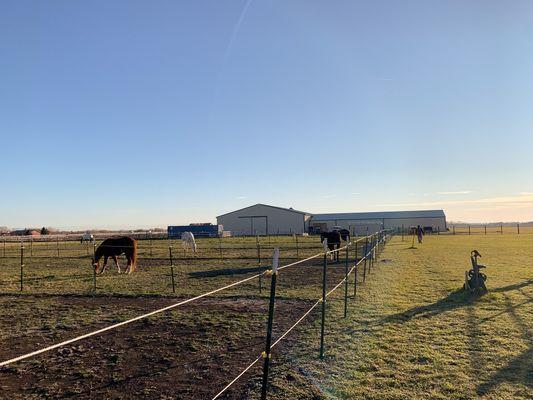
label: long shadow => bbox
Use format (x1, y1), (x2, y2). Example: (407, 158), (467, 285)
(480, 298), (533, 323)
(380, 289), (479, 324)
(381, 279), (533, 325)
(188, 265), (268, 279)
(491, 279), (532, 294)
(476, 294), (532, 395)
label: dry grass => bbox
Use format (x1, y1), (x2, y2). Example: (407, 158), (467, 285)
(260, 234), (532, 399)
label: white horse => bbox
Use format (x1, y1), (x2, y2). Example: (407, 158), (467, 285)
(81, 233), (94, 244)
(181, 232), (197, 253)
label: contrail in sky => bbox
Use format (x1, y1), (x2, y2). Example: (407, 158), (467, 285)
(222, 0), (253, 66)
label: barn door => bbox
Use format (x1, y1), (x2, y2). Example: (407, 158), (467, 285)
(251, 217), (267, 236)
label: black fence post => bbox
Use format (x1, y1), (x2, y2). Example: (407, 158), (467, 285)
(93, 243), (97, 293)
(501, 224), (503, 234)
(517, 223), (520, 235)
(56, 235), (60, 258)
(453, 225), (456, 235)
(363, 236), (368, 282)
(257, 236), (262, 293)
(295, 234), (299, 258)
(353, 239), (358, 297)
(20, 244), (24, 291)
(401, 224), (404, 241)
(344, 243), (349, 318)
(485, 225), (487, 235)
(260, 248), (280, 400)
(368, 236), (373, 275)
(169, 246), (176, 294)
(218, 236), (223, 259)
(468, 225), (471, 235)
(320, 240), (328, 359)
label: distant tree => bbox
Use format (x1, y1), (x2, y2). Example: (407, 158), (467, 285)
(24, 229), (32, 235)
(0, 226), (9, 234)
(40, 227), (50, 235)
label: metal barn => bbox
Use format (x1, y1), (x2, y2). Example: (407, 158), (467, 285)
(216, 204), (312, 236)
(310, 210), (447, 234)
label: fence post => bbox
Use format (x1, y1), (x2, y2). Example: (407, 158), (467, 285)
(363, 236), (368, 282)
(257, 236), (262, 293)
(468, 225), (471, 235)
(218, 236), (223, 259)
(320, 240), (328, 359)
(260, 248), (280, 400)
(3, 238), (5, 257)
(517, 223), (520, 235)
(353, 239), (358, 297)
(30, 237), (33, 258)
(485, 225), (487, 235)
(295, 234), (299, 258)
(501, 224), (503, 234)
(401, 224), (404, 241)
(20, 244), (24, 291)
(150, 231), (153, 258)
(92, 243), (97, 293)
(344, 242), (349, 318)
(371, 236), (375, 271)
(453, 225), (456, 235)
(167, 246), (176, 293)
(57, 235), (60, 257)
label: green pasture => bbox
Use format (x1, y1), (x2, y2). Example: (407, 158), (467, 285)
(258, 233), (532, 400)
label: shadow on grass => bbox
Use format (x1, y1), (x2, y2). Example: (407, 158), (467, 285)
(189, 266), (269, 279)
(491, 279), (533, 294)
(381, 289), (479, 323)
(476, 294), (532, 395)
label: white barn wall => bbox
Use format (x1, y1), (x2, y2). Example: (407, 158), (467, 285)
(312, 217), (446, 234)
(217, 204), (311, 236)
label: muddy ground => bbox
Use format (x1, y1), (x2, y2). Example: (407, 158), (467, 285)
(0, 295), (321, 399)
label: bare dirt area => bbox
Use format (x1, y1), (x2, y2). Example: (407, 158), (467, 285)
(0, 295), (317, 399)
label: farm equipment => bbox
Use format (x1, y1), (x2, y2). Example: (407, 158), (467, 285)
(464, 250), (488, 292)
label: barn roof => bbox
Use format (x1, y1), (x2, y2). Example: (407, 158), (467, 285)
(217, 203), (311, 218)
(311, 210), (446, 221)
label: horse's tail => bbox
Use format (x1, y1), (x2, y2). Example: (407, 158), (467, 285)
(130, 239), (138, 273)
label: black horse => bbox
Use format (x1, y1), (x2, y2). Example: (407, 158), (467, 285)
(320, 231), (342, 261)
(92, 236), (137, 274)
(336, 229), (350, 242)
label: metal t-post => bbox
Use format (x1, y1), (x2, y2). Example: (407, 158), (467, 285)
(260, 249), (280, 400)
(320, 239), (328, 359)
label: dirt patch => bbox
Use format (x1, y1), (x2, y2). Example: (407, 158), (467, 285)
(0, 295), (318, 399)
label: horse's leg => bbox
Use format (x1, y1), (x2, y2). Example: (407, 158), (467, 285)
(125, 255), (132, 274)
(101, 256), (109, 274)
(112, 255), (121, 274)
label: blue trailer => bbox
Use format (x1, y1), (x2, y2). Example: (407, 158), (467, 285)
(167, 224), (222, 239)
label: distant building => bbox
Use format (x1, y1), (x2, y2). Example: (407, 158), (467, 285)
(217, 204), (446, 236)
(216, 204), (312, 236)
(167, 224), (222, 238)
(310, 210), (447, 234)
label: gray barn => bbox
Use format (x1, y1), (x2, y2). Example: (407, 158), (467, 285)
(310, 210), (447, 234)
(216, 204), (312, 236)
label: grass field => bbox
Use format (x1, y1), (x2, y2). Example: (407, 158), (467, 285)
(0, 233), (530, 399)
(258, 234), (532, 400)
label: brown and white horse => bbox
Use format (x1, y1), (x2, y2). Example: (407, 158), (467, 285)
(92, 236), (137, 274)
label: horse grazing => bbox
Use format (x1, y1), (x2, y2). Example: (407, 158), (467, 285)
(181, 232), (197, 253)
(92, 236), (137, 274)
(321, 231), (342, 262)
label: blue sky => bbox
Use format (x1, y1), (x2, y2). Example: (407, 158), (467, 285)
(1, 0), (532, 229)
